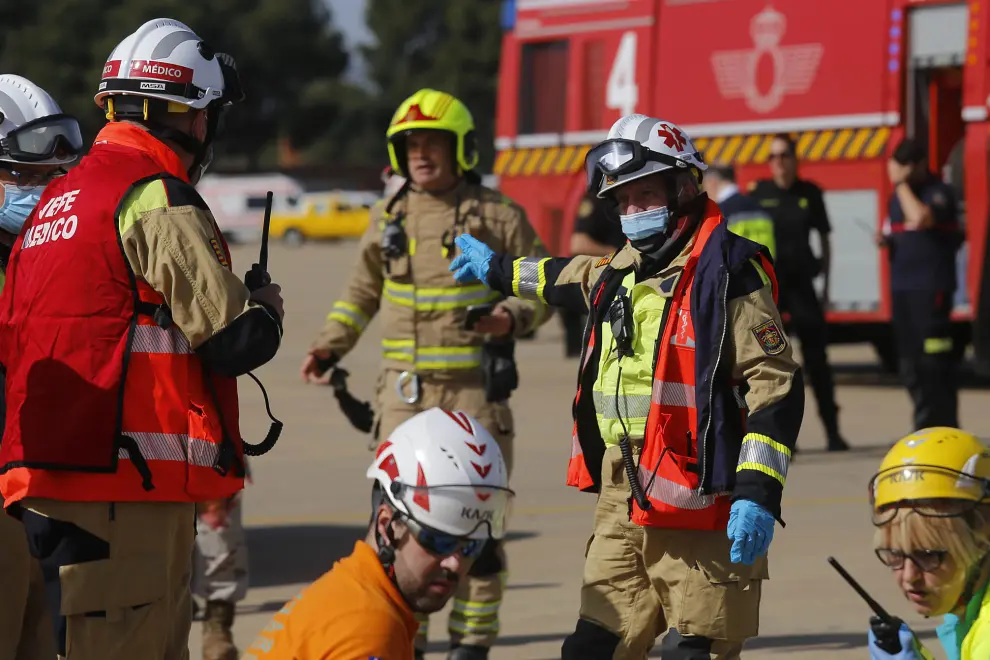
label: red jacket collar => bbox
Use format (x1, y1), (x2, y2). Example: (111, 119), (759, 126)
(93, 123), (189, 183)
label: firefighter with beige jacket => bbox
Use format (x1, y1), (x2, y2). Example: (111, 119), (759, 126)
(300, 89), (551, 660)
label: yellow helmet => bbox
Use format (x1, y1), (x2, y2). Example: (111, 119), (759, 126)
(870, 427), (990, 524)
(386, 89), (479, 177)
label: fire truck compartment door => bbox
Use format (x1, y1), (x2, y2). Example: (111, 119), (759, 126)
(909, 4), (968, 68)
(821, 189), (881, 312)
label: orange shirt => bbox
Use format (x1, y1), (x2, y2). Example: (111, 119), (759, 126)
(242, 541), (418, 660)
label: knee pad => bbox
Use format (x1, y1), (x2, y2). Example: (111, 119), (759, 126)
(562, 618), (621, 660)
(659, 628), (713, 660)
(467, 538), (503, 577)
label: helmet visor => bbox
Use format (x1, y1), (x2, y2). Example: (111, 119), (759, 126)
(2, 114), (83, 163)
(392, 482), (515, 540)
(869, 462), (990, 525)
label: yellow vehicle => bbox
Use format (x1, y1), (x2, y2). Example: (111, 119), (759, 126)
(269, 192), (374, 245)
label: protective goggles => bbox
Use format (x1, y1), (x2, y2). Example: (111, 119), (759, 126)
(403, 515), (485, 559)
(584, 138), (690, 189)
(0, 114), (83, 163)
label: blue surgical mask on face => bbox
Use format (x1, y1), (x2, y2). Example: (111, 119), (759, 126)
(619, 206), (671, 241)
(0, 184), (43, 235)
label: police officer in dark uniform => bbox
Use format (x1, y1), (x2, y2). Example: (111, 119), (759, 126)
(750, 134), (849, 451)
(561, 191), (626, 357)
(884, 138), (962, 430)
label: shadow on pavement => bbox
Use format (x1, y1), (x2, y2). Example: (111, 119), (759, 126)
(246, 525), (539, 589)
(460, 627), (939, 658)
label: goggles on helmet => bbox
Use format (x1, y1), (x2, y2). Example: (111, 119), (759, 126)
(402, 514), (485, 559)
(0, 114), (83, 163)
(869, 462), (990, 526)
(584, 138), (692, 190)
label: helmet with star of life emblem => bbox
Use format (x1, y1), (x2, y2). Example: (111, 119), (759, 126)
(366, 408), (514, 541)
(588, 114), (707, 203)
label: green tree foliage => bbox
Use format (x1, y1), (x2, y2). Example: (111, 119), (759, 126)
(361, 0), (504, 172)
(0, 0), (353, 169)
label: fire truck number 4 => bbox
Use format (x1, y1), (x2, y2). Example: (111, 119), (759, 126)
(607, 32), (639, 117)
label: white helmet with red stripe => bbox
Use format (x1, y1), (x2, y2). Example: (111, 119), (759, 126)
(366, 407), (513, 541)
(95, 18), (243, 112)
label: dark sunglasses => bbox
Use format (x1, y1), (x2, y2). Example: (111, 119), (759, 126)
(403, 516), (484, 559)
(875, 547), (948, 572)
(768, 151), (793, 161)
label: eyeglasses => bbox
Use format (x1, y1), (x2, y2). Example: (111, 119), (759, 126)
(768, 152), (793, 161)
(876, 547), (948, 572)
(403, 515), (485, 559)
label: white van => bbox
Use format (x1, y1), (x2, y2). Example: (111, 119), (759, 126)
(196, 173), (305, 243)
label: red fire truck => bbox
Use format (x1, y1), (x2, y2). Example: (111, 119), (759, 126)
(493, 0), (990, 370)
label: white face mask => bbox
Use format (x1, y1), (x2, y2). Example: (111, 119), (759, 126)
(619, 206), (671, 241)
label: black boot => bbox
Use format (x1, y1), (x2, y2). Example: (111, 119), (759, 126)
(826, 428), (850, 452)
(448, 644), (490, 660)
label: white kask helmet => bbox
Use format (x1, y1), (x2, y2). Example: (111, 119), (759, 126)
(587, 114), (707, 199)
(0, 75), (82, 166)
(367, 408), (513, 541)
(95, 18), (244, 114)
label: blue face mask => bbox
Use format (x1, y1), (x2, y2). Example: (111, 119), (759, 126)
(619, 206), (671, 241)
(0, 184), (43, 235)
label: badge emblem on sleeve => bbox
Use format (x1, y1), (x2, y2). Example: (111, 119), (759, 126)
(752, 319), (786, 355)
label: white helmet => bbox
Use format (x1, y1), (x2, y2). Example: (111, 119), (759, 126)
(95, 18), (244, 113)
(0, 75), (82, 166)
(587, 114), (707, 199)
(367, 408), (513, 541)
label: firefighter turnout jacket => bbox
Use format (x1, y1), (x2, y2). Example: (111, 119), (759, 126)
(483, 199), (804, 526)
(0, 122), (282, 506)
(311, 180), (550, 372)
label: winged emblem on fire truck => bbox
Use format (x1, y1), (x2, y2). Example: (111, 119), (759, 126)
(710, 5), (823, 114)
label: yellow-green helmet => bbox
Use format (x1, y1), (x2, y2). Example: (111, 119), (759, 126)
(386, 89), (479, 177)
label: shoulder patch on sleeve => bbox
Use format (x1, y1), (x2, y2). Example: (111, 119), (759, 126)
(161, 176), (209, 210)
(578, 198), (594, 218)
(595, 253), (614, 268)
(752, 318), (787, 356)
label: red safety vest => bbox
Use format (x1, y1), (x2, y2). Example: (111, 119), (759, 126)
(568, 210), (777, 530)
(0, 124), (244, 506)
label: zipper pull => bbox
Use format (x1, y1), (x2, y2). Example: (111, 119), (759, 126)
(686, 430), (693, 458)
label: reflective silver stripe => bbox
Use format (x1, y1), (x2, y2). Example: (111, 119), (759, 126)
(515, 258), (542, 297)
(328, 303), (369, 331)
(737, 433), (790, 484)
(571, 430), (582, 458)
(118, 432), (218, 468)
(638, 465), (727, 510)
(131, 324), (191, 355)
(593, 390), (651, 420)
(651, 380), (696, 408)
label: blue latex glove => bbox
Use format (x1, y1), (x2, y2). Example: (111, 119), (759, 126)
(868, 623), (922, 660)
(726, 500), (775, 565)
(448, 234), (495, 284)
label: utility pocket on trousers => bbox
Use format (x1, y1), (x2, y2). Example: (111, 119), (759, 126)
(676, 557), (767, 642)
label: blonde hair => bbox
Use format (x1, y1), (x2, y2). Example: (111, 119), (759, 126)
(874, 506), (990, 569)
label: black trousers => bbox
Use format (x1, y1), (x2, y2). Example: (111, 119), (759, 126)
(778, 274), (840, 435)
(892, 290), (959, 430)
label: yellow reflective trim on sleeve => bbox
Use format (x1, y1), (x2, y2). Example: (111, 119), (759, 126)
(737, 432), (791, 486)
(923, 337), (953, 354)
(536, 258), (549, 303)
(118, 178), (170, 236)
(511, 257), (524, 298)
